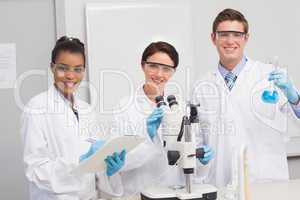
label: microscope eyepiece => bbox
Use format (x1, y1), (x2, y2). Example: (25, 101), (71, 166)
(167, 95), (178, 108)
(155, 95), (166, 108)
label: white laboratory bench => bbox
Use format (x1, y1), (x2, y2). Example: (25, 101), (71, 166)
(250, 179), (300, 200)
(111, 179), (300, 200)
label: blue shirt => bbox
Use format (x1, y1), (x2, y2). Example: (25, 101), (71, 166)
(218, 56), (247, 79)
(218, 56), (300, 118)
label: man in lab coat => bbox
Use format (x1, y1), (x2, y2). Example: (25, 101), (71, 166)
(192, 8), (300, 188)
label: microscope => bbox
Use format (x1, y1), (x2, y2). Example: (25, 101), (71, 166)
(141, 95), (217, 200)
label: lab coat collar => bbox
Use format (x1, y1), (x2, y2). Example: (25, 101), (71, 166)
(135, 84), (157, 108)
(213, 56), (253, 88)
(218, 55), (248, 78)
(50, 84), (79, 110)
(47, 85), (81, 115)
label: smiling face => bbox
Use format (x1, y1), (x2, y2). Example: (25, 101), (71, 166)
(211, 20), (249, 70)
(51, 51), (85, 99)
(142, 51), (175, 97)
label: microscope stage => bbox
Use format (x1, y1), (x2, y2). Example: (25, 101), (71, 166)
(141, 184), (217, 200)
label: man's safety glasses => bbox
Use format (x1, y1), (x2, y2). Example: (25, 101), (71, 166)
(215, 31), (246, 41)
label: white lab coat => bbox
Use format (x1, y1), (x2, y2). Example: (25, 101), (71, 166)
(192, 58), (297, 188)
(21, 85), (101, 200)
(97, 85), (207, 198)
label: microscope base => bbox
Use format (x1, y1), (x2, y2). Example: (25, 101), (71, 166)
(141, 184), (217, 200)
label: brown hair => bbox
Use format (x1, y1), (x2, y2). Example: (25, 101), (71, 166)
(141, 41), (179, 68)
(213, 8), (249, 33)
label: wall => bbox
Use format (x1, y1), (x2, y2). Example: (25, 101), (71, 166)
(0, 0), (55, 199)
(56, 0), (300, 179)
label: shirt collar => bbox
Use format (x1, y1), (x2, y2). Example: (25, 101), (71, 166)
(218, 56), (247, 78)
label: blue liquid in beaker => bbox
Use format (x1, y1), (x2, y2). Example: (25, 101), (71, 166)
(261, 90), (279, 104)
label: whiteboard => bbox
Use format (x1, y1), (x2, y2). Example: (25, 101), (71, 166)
(85, 0), (300, 156)
(85, 0), (194, 120)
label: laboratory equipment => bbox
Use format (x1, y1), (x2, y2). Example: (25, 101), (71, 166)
(141, 97), (217, 200)
(161, 95), (184, 152)
(219, 145), (251, 200)
(261, 56), (279, 104)
(269, 70), (300, 104)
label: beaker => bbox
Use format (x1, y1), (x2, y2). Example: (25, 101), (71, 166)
(261, 56), (279, 104)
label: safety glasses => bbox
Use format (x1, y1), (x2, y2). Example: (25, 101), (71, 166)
(215, 31), (246, 41)
(52, 63), (85, 74)
(142, 61), (176, 74)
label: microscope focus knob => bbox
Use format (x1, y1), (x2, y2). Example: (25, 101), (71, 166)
(196, 147), (205, 159)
